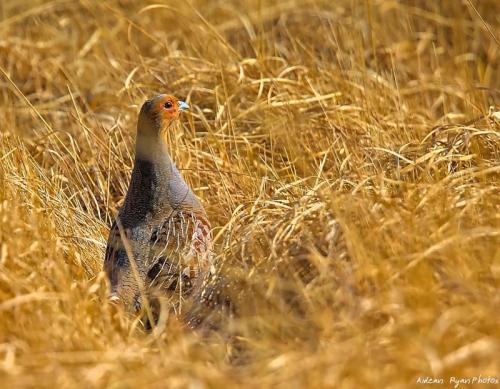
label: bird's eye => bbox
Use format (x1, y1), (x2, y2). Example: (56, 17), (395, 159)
(164, 101), (173, 109)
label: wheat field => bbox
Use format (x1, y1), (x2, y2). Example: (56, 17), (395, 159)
(0, 0), (499, 387)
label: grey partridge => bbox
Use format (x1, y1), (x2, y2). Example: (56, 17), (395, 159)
(104, 94), (213, 316)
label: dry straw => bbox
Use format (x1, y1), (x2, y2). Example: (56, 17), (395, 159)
(0, 0), (499, 387)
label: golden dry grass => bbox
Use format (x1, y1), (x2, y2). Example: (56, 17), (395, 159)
(0, 0), (499, 387)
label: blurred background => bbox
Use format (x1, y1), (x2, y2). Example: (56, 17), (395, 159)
(0, 1), (498, 387)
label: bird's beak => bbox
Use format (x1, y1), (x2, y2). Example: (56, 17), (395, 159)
(178, 101), (189, 111)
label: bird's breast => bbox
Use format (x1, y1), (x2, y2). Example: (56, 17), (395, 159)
(146, 209), (211, 266)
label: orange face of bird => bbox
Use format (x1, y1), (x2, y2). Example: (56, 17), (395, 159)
(152, 95), (189, 123)
(139, 94), (190, 136)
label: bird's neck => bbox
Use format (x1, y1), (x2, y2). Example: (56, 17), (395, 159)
(122, 136), (194, 223)
(135, 133), (173, 174)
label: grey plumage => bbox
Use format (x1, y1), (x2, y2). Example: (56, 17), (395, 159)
(104, 95), (213, 318)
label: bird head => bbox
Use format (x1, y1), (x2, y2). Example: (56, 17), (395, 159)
(137, 94), (189, 139)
